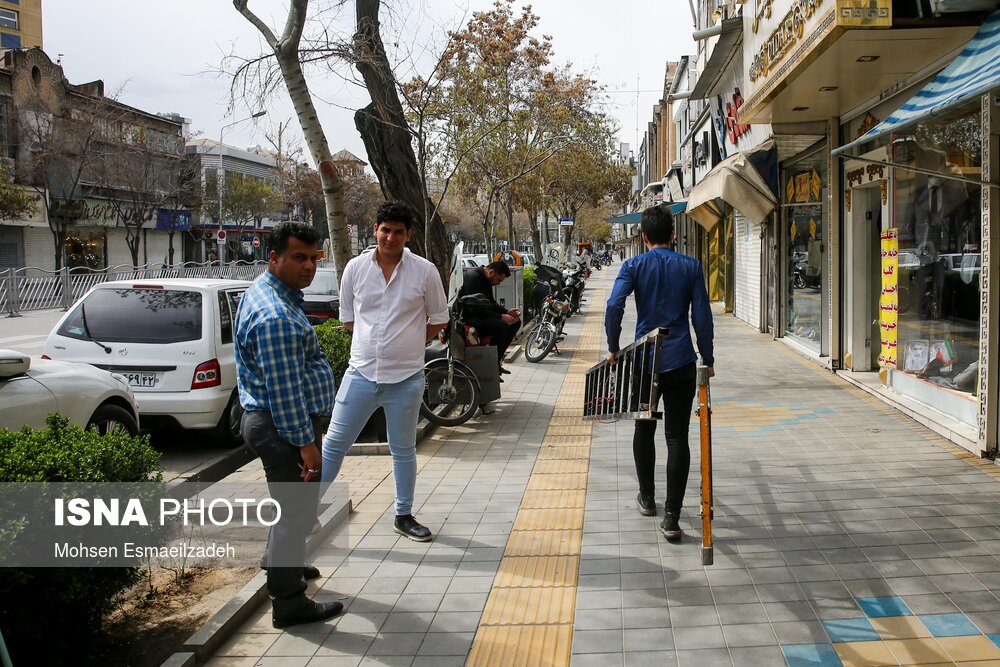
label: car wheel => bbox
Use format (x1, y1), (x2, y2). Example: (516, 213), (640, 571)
(87, 404), (140, 437)
(213, 391), (244, 447)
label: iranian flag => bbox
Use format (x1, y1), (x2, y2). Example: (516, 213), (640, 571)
(936, 336), (957, 365)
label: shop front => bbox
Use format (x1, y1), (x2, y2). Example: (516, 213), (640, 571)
(834, 9), (1000, 453)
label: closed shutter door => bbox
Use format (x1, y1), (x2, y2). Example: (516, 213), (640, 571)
(143, 230), (170, 267)
(733, 213), (762, 330)
(23, 227), (53, 270)
(107, 228), (133, 269)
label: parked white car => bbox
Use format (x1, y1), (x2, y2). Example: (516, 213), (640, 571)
(43, 279), (251, 445)
(0, 349), (140, 436)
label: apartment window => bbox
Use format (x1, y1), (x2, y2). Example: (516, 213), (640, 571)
(0, 9), (18, 31)
(0, 33), (19, 49)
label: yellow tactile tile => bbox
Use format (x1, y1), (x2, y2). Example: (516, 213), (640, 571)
(884, 638), (952, 664)
(833, 641), (897, 666)
(539, 436), (591, 447)
(535, 446), (591, 460)
(466, 624), (573, 667)
(936, 635), (1000, 662)
(519, 489), (586, 509)
(544, 424), (592, 437)
(504, 529), (582, 557)
(525, 472), (588, 491)
(479, 586), (577, 625)
(493, 556), (580, 588)
(531, 459), (589, 476)
(512, 508), (585, 532)
(869, 616), (933, 639)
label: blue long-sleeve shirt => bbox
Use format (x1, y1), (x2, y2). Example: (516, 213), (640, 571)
(234, 271), (335, 446)
(605, 247), (715, 371)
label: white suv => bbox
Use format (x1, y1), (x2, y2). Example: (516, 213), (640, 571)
(44, 279), (251, 445)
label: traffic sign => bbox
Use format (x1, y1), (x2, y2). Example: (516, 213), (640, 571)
(217, 230), (227, 241)
(558, 219), (574, 226)
(252, 236), (260, 248)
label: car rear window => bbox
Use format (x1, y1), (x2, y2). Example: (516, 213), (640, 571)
(58, 288), (203, 343)
(302, 272), (338, 297)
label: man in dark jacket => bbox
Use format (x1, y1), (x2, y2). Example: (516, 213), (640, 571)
(458, 261), (520, 374)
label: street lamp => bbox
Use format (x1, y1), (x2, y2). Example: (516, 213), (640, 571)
(216, 110), (266, 261)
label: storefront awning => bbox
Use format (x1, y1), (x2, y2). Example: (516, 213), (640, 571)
(667, 202), (686, 215)
(685, 140), (778, 230)
(834, 10), (1000, 157)
(690, 18), (743, 101)
(606, 211), (641, 224)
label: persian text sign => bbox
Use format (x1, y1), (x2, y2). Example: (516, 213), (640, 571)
(878, 228), (899, 369)
(749, 0), (825, 84)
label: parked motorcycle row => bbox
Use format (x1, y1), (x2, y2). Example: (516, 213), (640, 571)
(524, 260), (590, 363)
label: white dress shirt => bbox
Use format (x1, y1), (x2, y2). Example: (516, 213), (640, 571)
(339, 248), (449, 384)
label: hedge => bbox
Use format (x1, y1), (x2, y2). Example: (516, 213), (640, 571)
(0, 414), (162, 663)
(523, 265), (537, 320)
(315, 319), (353, 386)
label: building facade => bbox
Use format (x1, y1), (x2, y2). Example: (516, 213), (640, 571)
(0, 0), (42, 50)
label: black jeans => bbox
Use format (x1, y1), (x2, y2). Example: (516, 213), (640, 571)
(633, 362), (697, 515)
(466, 316), (520, 366)
(242, 410), (327, 615)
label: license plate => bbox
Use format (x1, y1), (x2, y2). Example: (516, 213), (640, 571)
(123, 372), (158, 388)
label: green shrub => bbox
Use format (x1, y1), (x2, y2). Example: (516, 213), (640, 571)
(315, 319), (353, 386)
(0, 414), (162, 663)
(523, 265), (536, 319)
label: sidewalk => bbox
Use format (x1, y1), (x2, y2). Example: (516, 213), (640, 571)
(205, 265), (1000, 667)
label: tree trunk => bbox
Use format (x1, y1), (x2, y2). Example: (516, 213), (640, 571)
(529, 206), (541, 257)
(234, 0), (351, 284)
(167, 231), (175, 266)
(505, 198), (514, 252)
(51, 227), (63, 271)
(354, 0), (451, 284)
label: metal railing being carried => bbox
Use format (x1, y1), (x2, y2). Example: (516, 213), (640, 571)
(2, 261), (269, 317)
(582, 328), (669, 421)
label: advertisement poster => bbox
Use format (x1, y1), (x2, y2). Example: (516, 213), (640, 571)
(878, 228), (899, 368)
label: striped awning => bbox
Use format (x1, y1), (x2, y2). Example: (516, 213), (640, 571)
(834, 10), (1000, 156)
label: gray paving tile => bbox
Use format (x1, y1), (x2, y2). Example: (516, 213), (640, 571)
(671, 625), (728, 651)
(674, 648), (733, 667)
(623, 606), (672, 630)
(575, 607), (625, 631)
(624, 651), (676, 666)
(720, 622), (777, 647)
(571, 629), (624, 654)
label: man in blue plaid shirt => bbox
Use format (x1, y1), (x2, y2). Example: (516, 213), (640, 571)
(234, 221), (342, 630)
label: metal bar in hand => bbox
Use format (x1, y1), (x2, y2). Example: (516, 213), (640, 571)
(582, 328), (668, 421)
(697, 365), (714, 566)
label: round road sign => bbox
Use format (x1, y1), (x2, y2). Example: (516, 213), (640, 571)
(252, 236), (260, 248)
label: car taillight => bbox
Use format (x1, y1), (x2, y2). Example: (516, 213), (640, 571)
(192, 359), (221, 389)
(40, 354), (51, 360)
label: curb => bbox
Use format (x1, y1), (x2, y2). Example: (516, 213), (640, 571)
(166, 496), (353, 665)
(346, 417), (439, 456)
(168, 445), (258, 487)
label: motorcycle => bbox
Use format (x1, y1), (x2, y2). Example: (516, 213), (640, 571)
(591, 256), (603, 271)
(421, 294), (488, 426)
(563, 263), (587, 315)
(524, 264), (573, 363)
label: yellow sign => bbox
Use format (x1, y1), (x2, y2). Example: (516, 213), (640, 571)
(809, 218), (817, 238)
(811, 170), (822, 201)
(878, 228), (899, 369)
(836, 0), (891, 27)
(786, 177), (795, 202)
(795, 174), (811, 202)
(790, 221), (797, 238)
(749, 0), (825, 83)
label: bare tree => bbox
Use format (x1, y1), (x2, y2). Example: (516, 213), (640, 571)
(232, 0), (352, 282)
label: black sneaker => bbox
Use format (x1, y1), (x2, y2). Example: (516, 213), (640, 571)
(272, 599), (344, 629)
(660, 512), (682, 541)
(499, 367), (512, 375)
(394, 514), (433, 542)
(636, 493), (656, 516)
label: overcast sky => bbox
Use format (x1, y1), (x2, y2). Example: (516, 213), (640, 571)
(46, 1), (695, 167)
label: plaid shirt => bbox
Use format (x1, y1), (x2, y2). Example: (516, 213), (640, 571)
(234, 271), (335, 446)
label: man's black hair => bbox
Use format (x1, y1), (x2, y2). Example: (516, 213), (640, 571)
(486, 260), (511, 277)
(640, 203), (675, 245)
(270, 222), (320, 255)
(376, 200), (416, 230)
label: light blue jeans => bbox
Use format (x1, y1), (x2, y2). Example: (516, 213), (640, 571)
(321, 367), (424, 516)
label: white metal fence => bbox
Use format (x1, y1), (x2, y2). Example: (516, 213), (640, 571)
(1, 261), (269, 316)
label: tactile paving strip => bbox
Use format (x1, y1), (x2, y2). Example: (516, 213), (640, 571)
(467, 286), (607, 666)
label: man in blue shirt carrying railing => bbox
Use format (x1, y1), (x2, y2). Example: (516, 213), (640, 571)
(605, 203), (715, 541)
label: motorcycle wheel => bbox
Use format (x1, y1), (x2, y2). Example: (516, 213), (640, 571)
(793, 274), (805, 289)
(420, 359), (481, 426)
(524, 323), (557, 362)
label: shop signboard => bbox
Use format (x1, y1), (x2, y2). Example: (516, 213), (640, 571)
(742, 0), (837, 122)
(836, 0), (890, 28)
(878, 228), (899, 369)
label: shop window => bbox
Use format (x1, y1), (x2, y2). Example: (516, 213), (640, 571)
(64, 233), (105, 271)
(782, 145), (827, 353)
(890, 110), (982, 398)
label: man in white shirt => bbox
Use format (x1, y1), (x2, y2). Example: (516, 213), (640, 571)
(321, 201), (449, 541)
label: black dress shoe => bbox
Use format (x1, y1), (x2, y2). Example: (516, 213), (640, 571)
(272, 599), (344, 629)
(636, 493), (657, 517)
(394, 514), (433, 542)
(261, 564), (322, 581)
(499, 367), (512, 375)
(660, 512), (682, 541)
